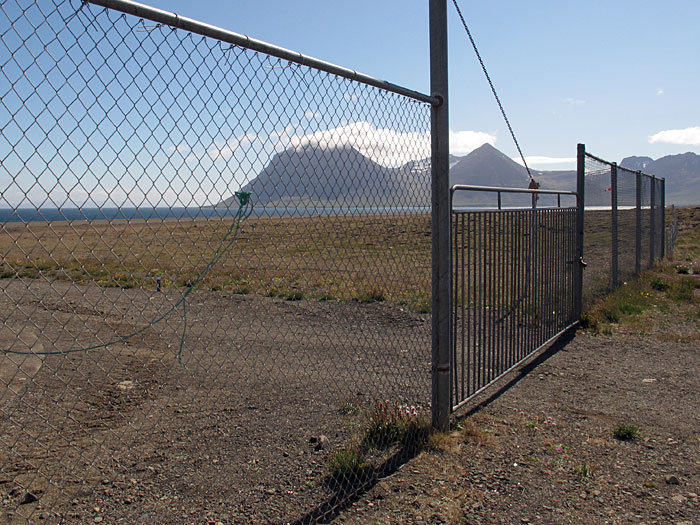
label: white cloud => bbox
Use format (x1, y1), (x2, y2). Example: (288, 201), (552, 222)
(565, 98), (585, 105)
(449, 130), (497, 156)
(304, 111), (320, 120)
(208, 133), (259, 159)
(168, 144), (190, 153)
(512, 156), (576, 170)
(656, 88), (664, 96)
(281, 121), (430, 167)
(648, 127), (700, 146)
(274, 122), (497, 166)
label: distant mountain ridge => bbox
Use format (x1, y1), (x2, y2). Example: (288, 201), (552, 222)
(221, 142), (699, 209)
(621, 152), (700, 205)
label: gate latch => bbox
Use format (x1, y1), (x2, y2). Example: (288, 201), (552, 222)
(579, 257), (588, 268)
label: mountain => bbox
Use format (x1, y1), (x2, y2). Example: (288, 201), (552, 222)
(639, 152), (700, 205)
(619, 152), (700, 206)
(220, 144), (429, 208)
(620, 156), (654, 171)
(450, 143), (576, 207)
(221, 141), (698, 211)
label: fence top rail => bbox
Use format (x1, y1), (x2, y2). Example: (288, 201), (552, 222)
(584, 152), (663, 182)
(86, 0), (438, 105)
(451, 184), (577, 197)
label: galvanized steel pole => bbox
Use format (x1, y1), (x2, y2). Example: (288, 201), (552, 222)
(649, 176), (656, 267)
(575, 144), (586, 319)
(610, 162), (618, 289)
(661, 179), (666, 257)
(430, 0), (451, 431)
(635, 171), (642, 275)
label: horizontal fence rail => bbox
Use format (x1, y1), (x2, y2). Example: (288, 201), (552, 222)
(450, 185), (579, 410)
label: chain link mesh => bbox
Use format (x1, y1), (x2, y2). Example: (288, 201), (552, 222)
(582, 153), (668, 308)
(1, 1), (432, 521)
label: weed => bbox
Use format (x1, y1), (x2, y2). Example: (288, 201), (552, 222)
(612, 424), (641, 442)
(362, 401), (428, 449)
(650, 278), (669, 291)
(574, 461), (595, 479)
(338, 402), (358, 416)
(362, 400), (430, 451)
(642, 480), (657, 488)
(355, 285), (385, 304)
(425, 431), (452, 453)
(327, 448), (372, 484)
(676, 265), (690, 275)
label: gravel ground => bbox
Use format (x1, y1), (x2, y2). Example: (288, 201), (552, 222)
(1, 283), (430, 524)
(335, 329), (700, 524)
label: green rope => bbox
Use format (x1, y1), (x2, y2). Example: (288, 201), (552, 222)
(2, 192), (253, 364)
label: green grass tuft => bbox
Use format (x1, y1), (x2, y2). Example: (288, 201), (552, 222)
(612, 424), (641, 442)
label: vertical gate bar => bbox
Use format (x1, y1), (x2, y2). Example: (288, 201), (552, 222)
(519, 210), (525, 361)
(511, 211), (516, 369)
(635, 170), (642, 275)
(430, 0), (451, 430)
(451, 213), (458, 406)
(611, 162), (619, 290)
(492, 212), (498, 379)
(472, 213), (478, 396)
(487, 212), (493, 385)
(575, 144), (586, 320)
(561, 208), (566, 328)
(462, 214), (467, 401)
(470, 213), (476, 397)
(649, 176), (656, 268)
(498, 212), (504, 376)
(479, 211), (486, 392)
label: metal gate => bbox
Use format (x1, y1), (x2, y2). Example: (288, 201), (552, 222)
(451, 185), (580, 410)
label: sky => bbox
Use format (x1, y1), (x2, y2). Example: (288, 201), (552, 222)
(140, 0), (700, 170)
(2, 0), (699, 209)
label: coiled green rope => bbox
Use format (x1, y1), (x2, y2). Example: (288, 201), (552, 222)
(2, 192), (253, 366)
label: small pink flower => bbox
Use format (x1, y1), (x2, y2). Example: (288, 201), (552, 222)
(555, 447), (564, 454)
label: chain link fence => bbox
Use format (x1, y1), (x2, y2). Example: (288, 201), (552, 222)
(581, 149), (674, 307)
(1, 0), (435, 521)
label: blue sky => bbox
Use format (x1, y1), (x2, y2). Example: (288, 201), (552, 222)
(2, 0), (698, 208)
(143, 0), (700, 170)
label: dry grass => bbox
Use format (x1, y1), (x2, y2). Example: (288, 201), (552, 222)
(0, 213), (433, 311)
(582, 207), (700, 338)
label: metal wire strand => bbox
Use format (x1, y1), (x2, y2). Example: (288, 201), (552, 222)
(450, 0), (534, 182)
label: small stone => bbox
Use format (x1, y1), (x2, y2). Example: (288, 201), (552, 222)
(94, 518), (103, 523)
(19, 492), (38, 505)
(665, 475), (680, 485)
(687, 493), (697, 499)
(592, 490), (601, 497)
(671, 495), (687, 504)
(642, 378), (657, 383)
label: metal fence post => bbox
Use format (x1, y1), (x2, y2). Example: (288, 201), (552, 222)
(430, 0), (451, 431)
(575, 143), (585, 319)
(610, 162), (618, 289)
(649, 176), (656, 268)
(635, 170), (642, 275)
(660, 178), (666, 257)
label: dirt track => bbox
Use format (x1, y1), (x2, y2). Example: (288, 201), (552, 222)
(1, 282), (430, 523)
